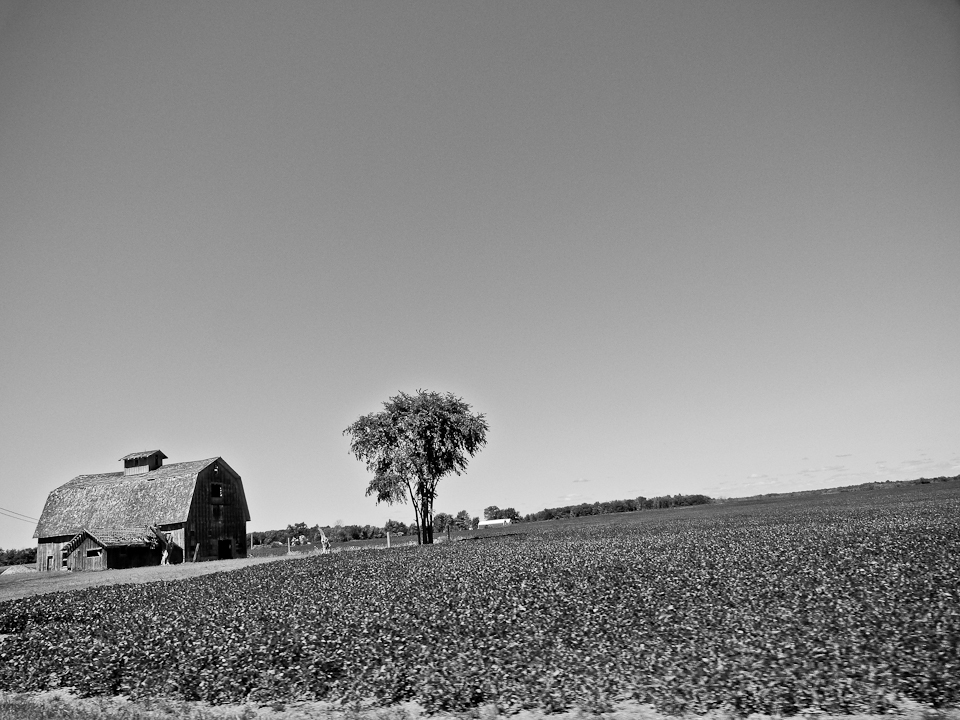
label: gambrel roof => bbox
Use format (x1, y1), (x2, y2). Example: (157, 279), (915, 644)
(34, 457), (249, 539)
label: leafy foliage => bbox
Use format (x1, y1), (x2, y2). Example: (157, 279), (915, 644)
(343, 390), (489, 544)
(384, 519), (410, 536)
(0, 547), (36, 566)
(433, 513), (454, 534)
(1, 484), (958, 715)
(453, 510), (472, 530)
(484, 506), (520, 521)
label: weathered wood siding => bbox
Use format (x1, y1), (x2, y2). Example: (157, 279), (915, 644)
(41, 534), (173, 572)
(66, 536), (107, 572)
(36, 536), (72, 572)
(185, 461), (248, 562)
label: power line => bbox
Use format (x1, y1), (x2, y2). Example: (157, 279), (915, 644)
(0, 505), (38, 521)
(0, 507), (38, 524)
(0, 511), (36, 525)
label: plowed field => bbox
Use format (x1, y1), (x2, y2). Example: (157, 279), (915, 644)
(1, 482), (957, 716)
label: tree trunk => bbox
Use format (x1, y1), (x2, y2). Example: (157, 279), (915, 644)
(420, 503), (434, 544)
(407, 485), (423, 545)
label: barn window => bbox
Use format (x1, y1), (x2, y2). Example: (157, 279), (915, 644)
(211, 483), (223, 498)
(86, 549), (102, 558)
(62, 550), (68, 568)
(212, 505), (221, 520)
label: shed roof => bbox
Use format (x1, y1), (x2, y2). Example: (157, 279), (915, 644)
(88, 528), (161, 547)
(63, 527), (161, 554)
(34, 458), (234, 539)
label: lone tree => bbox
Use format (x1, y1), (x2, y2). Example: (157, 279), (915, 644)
(343, 390), (489, 544)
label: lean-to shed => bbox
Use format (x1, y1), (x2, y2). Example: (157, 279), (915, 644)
(34, 451), (250, 572)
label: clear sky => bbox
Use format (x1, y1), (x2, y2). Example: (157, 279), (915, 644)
(1, 1), (958, 550)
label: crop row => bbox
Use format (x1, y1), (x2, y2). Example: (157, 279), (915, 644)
(1, 488), (958, 715)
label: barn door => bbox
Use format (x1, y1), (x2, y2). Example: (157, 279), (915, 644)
(217, 539), (232, 560)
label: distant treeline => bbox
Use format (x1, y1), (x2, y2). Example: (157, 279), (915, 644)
(250, 512), (479, 547)
(0, 547), (36, 566)
(246, 476), (960, 548)
(522, 494), (713, 522)
(910, 474), (960, 484)
(249, 522), (387, 546)
(724, 474), (960, 503)
(253, 496), (716, 546)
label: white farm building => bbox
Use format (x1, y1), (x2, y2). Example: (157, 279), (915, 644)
(478, 518), (512, 528)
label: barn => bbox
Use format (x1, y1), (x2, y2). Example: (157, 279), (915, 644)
(34, 450), (250, 572)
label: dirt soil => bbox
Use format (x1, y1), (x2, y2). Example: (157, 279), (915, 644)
(0, 553), (307, 603)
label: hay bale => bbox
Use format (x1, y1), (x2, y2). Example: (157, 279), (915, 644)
(1, 565), (37, 575)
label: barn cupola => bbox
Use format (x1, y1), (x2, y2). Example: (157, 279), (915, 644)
(120, 450), (167, 476)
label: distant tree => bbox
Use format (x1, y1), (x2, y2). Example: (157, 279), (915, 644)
(342, 525), (364, 541)
(483, 506), (521, 521)
(359, 524), (385, 540)
(433, 512), (454, 534)
(384, 519), (408, 536)
(572, 503), (593, 517)
(344, 390), (489, 544)
(286, 522), (310, 543)
(454, 510), (472, 530)
(471, 516), (479, 529)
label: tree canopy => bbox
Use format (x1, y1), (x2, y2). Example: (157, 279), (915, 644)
(484, 506), (520, 521)
(454, 509), (472, 530)
(433, 512), (454, 535)
(343, 390), (489, 544)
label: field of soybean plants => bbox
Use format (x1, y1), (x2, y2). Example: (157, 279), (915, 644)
(1, 481), (958, 717)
